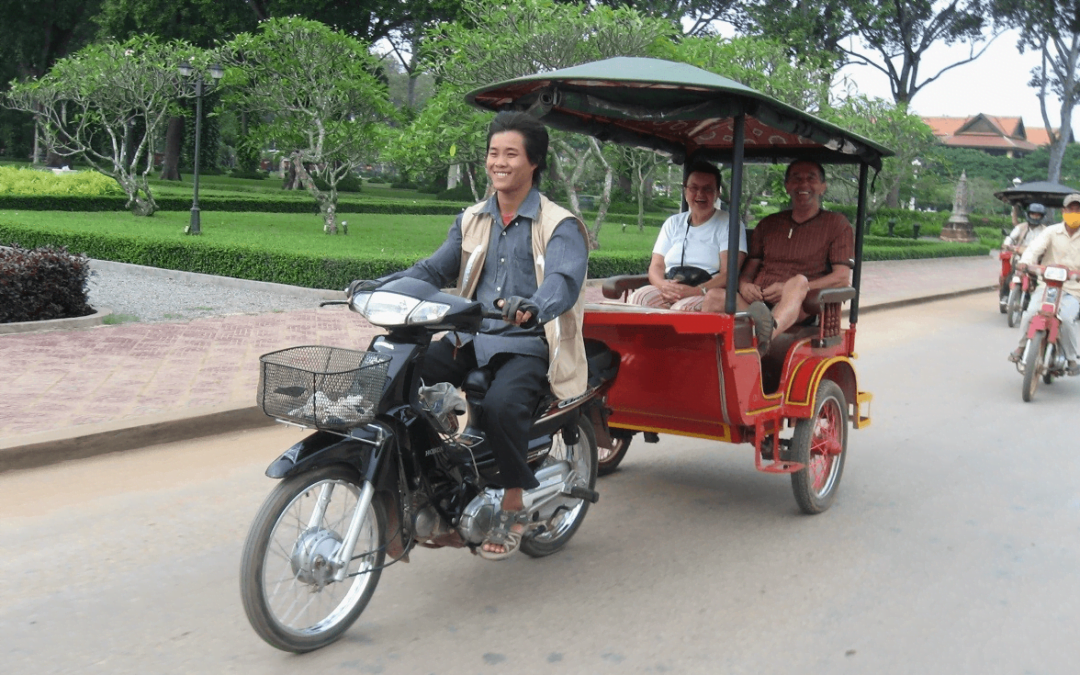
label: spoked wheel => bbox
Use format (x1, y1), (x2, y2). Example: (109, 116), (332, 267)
(597, 428), (633, 476)
(790, 380), (847, 514)
(1006, 286), (1022, 327)
(1043, 343), (1055, 385)
(240, 465), (386, 653)
(520, 418), (598, 558)
(1022, 333), (1044, 402)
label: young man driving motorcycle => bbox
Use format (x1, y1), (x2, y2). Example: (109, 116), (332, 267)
(1009, 194), (1080, 374)
(362, 111), (589, 560)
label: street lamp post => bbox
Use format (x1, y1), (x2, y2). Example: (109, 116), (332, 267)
(178, 62), (224, 235)
(909, 158), (921, 210)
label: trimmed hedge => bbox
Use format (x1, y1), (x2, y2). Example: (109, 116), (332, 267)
(0, 219), (655, 284)
(0, 194), (470, 215)
(0, 244), (93, 322)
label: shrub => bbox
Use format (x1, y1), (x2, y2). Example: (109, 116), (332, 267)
(436, 183), (475, 202)
(0, 166), (121, 197)
(313, 173), (363, 193)
(0, 244), (93, 322)
(229, 169), (267, 180)
(0, 194), (467, 215)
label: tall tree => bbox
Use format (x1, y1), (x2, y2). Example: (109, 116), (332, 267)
(394, 0), (678, 247)
(4, 36), (196, 215)
(222, 17), (395, 234)
(738, 1), (1002, 104)
(558, 1), (740, 36)
(994, 0), (1080, 184)
(0, 0), (103, 163)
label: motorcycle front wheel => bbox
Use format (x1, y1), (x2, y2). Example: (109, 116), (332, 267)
(240, 465), (386, 653)
(1006, 286), (1022, 327)
(1022, 332), (1044, 402)
(520, 418), (598, 558)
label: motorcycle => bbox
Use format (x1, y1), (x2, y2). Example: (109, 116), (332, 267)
(1005, 259), (1036, 329)
(1015, 264), (1080, 402)
(240, 277), (618, 652)
(998, 246), (1015, 316)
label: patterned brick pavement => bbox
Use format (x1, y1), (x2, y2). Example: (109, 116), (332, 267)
(0, 255), (997, 448)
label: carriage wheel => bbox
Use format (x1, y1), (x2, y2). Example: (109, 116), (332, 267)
(598, 429), (633, 476)
(790, 380), (848, 515)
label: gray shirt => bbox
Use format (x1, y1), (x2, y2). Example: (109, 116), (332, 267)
(382, 188), (588, 366)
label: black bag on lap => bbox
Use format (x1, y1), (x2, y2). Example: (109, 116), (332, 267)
(664, 265), (712, 286)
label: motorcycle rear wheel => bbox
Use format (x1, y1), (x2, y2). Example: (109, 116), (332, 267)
(1022, 333), (1044, 403)
(241, 465), (386, 653)
(520, 418), (598, 558)
(1006, 286), (1022, 328)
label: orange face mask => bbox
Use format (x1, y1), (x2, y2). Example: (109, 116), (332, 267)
(1064, 212), (1080, 228)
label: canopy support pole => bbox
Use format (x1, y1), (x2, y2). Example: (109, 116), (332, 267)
(850, 162), (869, 324)
(724, 114), (746, 314)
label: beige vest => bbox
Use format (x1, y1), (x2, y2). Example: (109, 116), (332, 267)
(455, 194), (589, 399)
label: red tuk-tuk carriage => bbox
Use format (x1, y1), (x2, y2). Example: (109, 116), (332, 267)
(468, 57), (893, 513)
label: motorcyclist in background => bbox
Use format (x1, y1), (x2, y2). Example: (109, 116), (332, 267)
(1004, 203), (1048, 253)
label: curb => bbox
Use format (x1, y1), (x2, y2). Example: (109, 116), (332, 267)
(0, 306), (114, 335)
(0, 405), (277, 473)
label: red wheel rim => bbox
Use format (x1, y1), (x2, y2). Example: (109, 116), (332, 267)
(808, 398), (843, 495)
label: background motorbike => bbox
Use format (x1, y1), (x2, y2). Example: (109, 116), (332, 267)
(1015, 264), (1080, 401)
(240, 277), (617, 652)
(1003, 247), (1036, 328)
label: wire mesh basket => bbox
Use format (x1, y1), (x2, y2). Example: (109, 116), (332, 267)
(257, 346), (391, 430)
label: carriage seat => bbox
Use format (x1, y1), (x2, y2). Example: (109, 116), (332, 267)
(601, 274), (651, 300)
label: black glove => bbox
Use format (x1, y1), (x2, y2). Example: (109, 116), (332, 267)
(498, 296), (540, 328)
(346, 279), (381, 298)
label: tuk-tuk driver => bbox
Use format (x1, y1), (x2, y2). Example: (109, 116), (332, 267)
(715, 160), (854, 354)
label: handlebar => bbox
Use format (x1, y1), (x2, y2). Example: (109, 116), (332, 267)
(1021, 264), (1080, 282)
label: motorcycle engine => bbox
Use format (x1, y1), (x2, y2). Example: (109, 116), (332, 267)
(457, 489), (501, 544)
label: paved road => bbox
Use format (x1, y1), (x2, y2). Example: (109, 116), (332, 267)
(2, 293), (1078, 674)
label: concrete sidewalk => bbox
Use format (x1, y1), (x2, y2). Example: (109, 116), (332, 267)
(0, 255), (998, 471)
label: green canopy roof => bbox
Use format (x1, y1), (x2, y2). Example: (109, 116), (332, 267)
(467, 57), (894, 170)
(994, 180), (1080, 208)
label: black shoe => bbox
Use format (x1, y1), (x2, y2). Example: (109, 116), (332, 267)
(747, 301), (775, 355)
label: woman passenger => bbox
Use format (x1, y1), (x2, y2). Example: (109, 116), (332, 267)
(629, 160), (747, 310)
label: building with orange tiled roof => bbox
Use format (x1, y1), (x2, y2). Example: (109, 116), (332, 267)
(921, 114), (1070, 158)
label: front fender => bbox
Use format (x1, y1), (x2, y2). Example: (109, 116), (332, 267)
(266, 428), (382, 480)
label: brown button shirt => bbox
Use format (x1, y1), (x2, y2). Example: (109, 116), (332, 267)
(748, 209), (854, 289)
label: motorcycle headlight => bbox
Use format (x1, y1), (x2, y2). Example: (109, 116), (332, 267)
(1045, 266), (1068, 282)
(407, 300), (452, 325)
(355, 291), (451, 326)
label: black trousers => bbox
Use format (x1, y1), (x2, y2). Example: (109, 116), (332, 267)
(420, 338), (548, 490)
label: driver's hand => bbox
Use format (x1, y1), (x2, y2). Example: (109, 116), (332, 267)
(346, 279), (380, 297)
(496, 296), (540, 328)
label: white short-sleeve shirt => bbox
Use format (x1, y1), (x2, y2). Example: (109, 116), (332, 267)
(653, 209), (747, 274)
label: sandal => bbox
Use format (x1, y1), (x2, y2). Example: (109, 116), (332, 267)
(1008, 347), (1023, 364)
(747, 301), (775, 356)
(478, 509), (530, 561)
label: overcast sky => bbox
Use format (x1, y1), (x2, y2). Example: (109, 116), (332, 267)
(838, 28), (1075, 132)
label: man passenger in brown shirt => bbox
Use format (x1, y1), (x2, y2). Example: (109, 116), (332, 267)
(709, 160), (854, 353)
